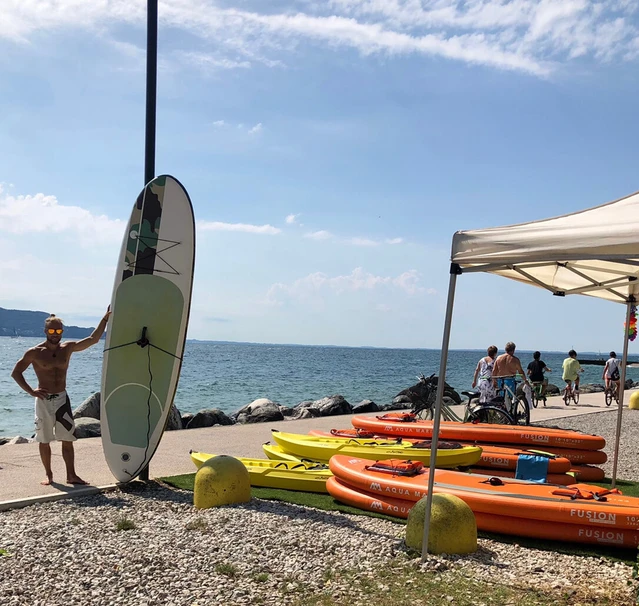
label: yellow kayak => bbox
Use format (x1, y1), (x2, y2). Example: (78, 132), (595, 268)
(262, 442), (329, 464)
(270, 431), (483, 468)
(190, 451), (332, 493)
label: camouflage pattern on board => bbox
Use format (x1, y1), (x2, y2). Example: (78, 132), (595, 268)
(122, 176), (166, 281)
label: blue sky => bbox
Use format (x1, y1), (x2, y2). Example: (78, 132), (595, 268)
(1, 0), (639, 352)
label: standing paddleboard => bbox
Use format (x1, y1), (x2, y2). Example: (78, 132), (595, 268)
(101, 175), (195, 482)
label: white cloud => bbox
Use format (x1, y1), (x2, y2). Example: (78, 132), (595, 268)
(3, 1), (639, 76)
(386, 237), (404, 245)
(348, 237), (378, 246)
(0, 184), (123, 246)
(174, 50), (251, 71)
(197, 220), (281, 235)
(285, 213), (300, 224)
(212, 120), (226, 127)
(267, 266), (426, 303)
(248, 122), (263, 135)
(304, 230), (334, 240)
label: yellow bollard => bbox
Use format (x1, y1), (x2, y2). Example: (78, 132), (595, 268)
(193, 455), (251, 509)
(405, 493), (477, 555)
(628, 391), (639, 410)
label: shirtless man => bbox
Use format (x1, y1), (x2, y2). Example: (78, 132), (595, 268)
(11, 310), (110, 485)
(492, 341), (530, 405)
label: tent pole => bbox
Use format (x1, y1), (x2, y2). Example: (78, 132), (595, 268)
(421, 265), (459, 561)
(611, 297), (634, 488)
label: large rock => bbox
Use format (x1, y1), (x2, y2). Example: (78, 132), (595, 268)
(186, 409), (234, 429)
(165, 404), (183, 430)
(395, 375), (462, 411)
(352, 400), (379, 414)
(287, 407), (322, 420)
(6, 436), (29, 445)
(307, 395), (353, 417)
(74, 417), (101, 439)
(579, 383), (605, 394)
(73, 392), (101, 420)
(234, 399), (284, 424)
(181, 413), (194, 427)
(546, 383), (560, 395)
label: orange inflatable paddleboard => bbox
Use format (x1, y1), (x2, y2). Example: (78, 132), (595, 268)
(352, 414), (605, 450)
(326, 477), (639, 548)
(329, 455), (639, 530)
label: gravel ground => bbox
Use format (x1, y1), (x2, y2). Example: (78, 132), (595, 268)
(0, 409), (638, 606)
(0, 483), (636, 606)
(534, 408), (639, 481)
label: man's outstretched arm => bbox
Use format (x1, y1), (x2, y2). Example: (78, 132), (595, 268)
(70, 308), (111, 352)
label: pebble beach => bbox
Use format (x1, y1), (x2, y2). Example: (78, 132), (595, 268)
(1, 409), (638, 605)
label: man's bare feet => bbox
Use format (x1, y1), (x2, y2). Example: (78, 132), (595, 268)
(41, 475), (53, 486)
(66, 475), (88, 485)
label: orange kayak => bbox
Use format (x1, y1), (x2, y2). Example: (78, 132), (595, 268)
(329, 455), (639, 530)
(352, 414), (606, 450)
(326, 477), (639, 548)
(309, 429), (572, 473)
(569, 465), (606, 482)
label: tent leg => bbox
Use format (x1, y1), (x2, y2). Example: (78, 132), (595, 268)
(611, 300), (633, 488)
(421, 270), (458, 561)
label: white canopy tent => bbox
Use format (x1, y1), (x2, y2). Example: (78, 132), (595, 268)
(421, 189), (639, 559)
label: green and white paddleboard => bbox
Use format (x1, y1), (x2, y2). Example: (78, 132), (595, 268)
(101, 175), (195, 482)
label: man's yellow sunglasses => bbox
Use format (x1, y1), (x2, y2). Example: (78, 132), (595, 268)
(47, 328), (63, 335)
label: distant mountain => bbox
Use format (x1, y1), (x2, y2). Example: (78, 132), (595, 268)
(0, 307), (96, 338)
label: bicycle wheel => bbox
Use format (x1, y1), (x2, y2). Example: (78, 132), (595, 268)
(531, 390), (539, 408)
(605, 389), (612, 407)
(563, 388), (571, 406)
(414, 406), (434, 420)
(467, 406), (514, 425)
(511, 397), (531, 426)
(572, 390), (580, 405)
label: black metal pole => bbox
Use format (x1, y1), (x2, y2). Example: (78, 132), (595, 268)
(139, 0), (158, 483)
(144, 0), (158, 186)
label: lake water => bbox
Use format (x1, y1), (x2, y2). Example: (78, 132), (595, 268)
(1, 338), (634, 437)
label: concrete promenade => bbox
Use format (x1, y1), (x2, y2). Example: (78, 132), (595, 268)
(0, 390), (628, 509)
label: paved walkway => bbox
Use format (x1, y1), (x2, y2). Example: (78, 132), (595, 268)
(0, 390), (628, 509)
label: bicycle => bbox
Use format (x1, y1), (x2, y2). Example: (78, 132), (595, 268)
(407, 375), (515, 425)
(493, 377), (531, 426)
(562, 381), (580, 405)
(604, 381), (619, 407)
(530, 381), (546, 408)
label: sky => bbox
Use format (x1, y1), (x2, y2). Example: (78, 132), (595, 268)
(1, 1), (639, 352)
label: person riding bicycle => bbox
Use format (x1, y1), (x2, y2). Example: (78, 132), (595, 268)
(527, 351), (551, 398)
(472, 345), (498, 404)
(562, 350), (582, 394)
(603, 351), (621, 395)
(492, 342), (531, 407)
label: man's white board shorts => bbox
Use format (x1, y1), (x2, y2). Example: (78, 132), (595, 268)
(34, 391), (76, 443)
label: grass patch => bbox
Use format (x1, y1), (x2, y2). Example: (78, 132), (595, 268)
(160, 473), (399, 523)
(0, 549), (11, 557)
(253, 572), (269, 583)
(115, 516), (136, 531)
(159, 473), (639, 563)
(285, 560), (627, 606)
(215, 562), (239, 577)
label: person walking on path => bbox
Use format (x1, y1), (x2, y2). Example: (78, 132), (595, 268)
(11, 309), (111, 486)
(472, 345), (498, 404)
(492, 342), (531, 408)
